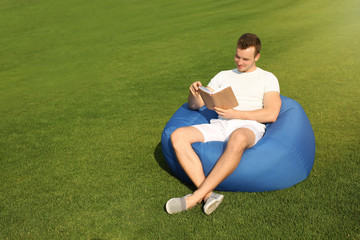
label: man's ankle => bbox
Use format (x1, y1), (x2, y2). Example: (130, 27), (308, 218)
(203, 192), (213, 203)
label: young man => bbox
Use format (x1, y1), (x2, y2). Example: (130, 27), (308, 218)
(166, 33), (281, 215)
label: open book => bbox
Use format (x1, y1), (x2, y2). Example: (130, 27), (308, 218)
(198, 85), (238, 110)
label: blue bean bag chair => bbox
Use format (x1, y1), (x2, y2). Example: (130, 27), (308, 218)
(161, 95), (315, 192)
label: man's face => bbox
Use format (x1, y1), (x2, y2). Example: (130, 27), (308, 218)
(234, 47), (260, 73)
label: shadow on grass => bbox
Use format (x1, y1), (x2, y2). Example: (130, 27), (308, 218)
(154, 142), (196, 191)
(153, 142), (175, 177)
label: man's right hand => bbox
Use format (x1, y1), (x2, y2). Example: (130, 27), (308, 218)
(188, 81), (205, 110)
(189, 81), (202, 96)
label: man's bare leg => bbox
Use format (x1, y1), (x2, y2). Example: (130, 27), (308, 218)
(171, 127), (214, 204)
(183, 128), (256, 209)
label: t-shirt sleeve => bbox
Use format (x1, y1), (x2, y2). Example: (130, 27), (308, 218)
(207, 72), (222, 90)
(264, 73), (280, 93)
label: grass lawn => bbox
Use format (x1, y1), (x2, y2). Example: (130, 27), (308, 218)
(0, 0), (359, 239)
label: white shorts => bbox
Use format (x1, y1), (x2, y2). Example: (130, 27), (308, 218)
(192, 118), (266, 145)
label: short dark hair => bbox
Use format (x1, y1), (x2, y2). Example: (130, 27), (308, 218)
(237, 33), (261, 56)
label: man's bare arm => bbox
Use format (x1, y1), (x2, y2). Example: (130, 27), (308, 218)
(188, 81), (214, 110)
(214, 91), (281, 123)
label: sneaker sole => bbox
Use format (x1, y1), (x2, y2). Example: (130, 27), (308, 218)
(204, 195), (224, 215)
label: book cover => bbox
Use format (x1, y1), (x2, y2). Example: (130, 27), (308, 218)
(198, 86), (238, 110)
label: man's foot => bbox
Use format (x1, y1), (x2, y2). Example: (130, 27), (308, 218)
(203, 193), (224, 215)
(165, 194), (192, 214)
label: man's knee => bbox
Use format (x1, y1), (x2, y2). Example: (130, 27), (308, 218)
(171, 127), (191, 149)
(227, 128), (255, 151)
(171, 127), (203, 149)
(170, 128), (184, 146)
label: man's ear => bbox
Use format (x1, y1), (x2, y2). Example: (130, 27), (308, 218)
(255, 53), (260, 62)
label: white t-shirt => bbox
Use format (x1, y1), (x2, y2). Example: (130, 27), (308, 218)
(207, 67), (280, 111)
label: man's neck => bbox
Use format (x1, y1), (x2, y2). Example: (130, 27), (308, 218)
(239, 66), (258, 73)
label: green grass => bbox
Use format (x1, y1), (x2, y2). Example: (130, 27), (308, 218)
(1, 0), (359, 239)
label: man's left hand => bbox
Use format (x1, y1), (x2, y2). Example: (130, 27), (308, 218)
(213, 107), (238, 119)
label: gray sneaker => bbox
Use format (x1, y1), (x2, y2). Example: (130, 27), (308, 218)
(203, 193), (224, 215)
(165, 194), (192, 214)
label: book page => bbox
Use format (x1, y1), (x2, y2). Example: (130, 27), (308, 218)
(200, 85), (230, 94)
(213, 85), (231, 94)
(199, 86), (212, 94)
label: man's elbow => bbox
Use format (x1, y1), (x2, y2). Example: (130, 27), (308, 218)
(268, 110), (280, 123)
(268, 114), (278, 123)
(188, 104), (197, 110)
(265, 109), (280, 123)
(188, 100), (204, 110)
(188, 103), (200, 110)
